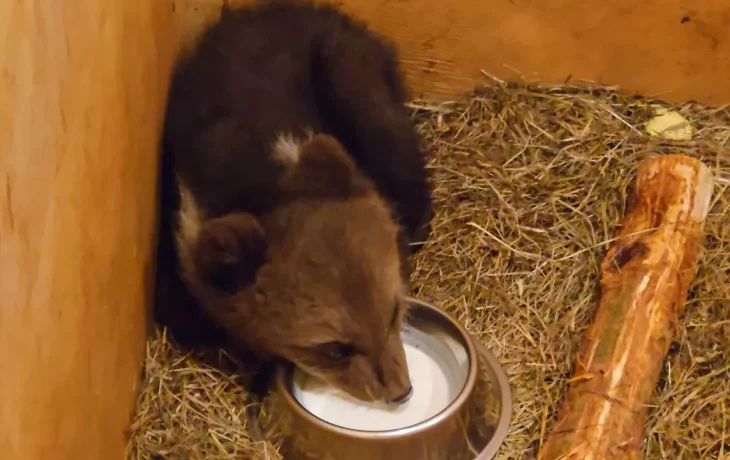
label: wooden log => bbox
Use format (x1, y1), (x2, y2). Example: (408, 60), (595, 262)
(0, 1), (177, 459)
(537, 154), (714, 460)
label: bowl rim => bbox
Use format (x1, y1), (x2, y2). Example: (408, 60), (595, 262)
(274, 296), (479, 440)
(472, 338), (513, 459)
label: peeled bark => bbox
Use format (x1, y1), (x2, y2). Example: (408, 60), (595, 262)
(538, 154), (714, 460)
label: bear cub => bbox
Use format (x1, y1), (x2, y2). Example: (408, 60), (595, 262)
(155, 0), (433, 404)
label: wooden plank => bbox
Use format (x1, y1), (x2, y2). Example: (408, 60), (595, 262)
(0, 1), (178, 459)
(178, 0), (730, 105)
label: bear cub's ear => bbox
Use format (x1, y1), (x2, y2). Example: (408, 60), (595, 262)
(193, 213), (268, 294)
(276, 134), (372, 199)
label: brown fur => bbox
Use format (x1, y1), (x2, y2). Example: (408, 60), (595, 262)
(188, 137), (411, 400)
(154, 1), (432, 402)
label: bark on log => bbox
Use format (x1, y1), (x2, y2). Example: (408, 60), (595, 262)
(537, 154), (714, 460)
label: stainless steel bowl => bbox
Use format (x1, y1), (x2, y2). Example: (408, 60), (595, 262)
(260, 297), (512, 460)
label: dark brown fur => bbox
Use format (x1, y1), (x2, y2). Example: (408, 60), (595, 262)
(154, 0), (432, 402)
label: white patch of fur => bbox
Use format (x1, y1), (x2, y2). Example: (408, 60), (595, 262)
(271, 130), (315, 166)
(271, 133), (302, 165)
(175, 177), (205, 281)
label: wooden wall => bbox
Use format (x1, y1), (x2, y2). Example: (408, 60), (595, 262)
(0, 1), (177, 459)
(179, 0), (730, 106)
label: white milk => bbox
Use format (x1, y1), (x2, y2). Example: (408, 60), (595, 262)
(292, 330), (469, 431)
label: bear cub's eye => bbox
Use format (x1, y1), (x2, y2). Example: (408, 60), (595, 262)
(317, 342), (356, 361)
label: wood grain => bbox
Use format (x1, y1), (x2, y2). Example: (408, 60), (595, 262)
(178, 0), (730, 105)
(0, 1), (177, 459)
(537, 155), (713, 460)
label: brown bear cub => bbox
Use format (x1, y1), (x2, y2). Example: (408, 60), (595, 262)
(154, 0), (433, 404)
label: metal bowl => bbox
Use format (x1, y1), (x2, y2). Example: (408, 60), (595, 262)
(263, 297), (512, 460)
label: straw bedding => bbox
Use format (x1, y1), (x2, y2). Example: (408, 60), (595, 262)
(127, 81), (730, 460)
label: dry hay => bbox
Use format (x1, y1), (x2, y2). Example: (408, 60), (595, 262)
(127, 82), (730, 460)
